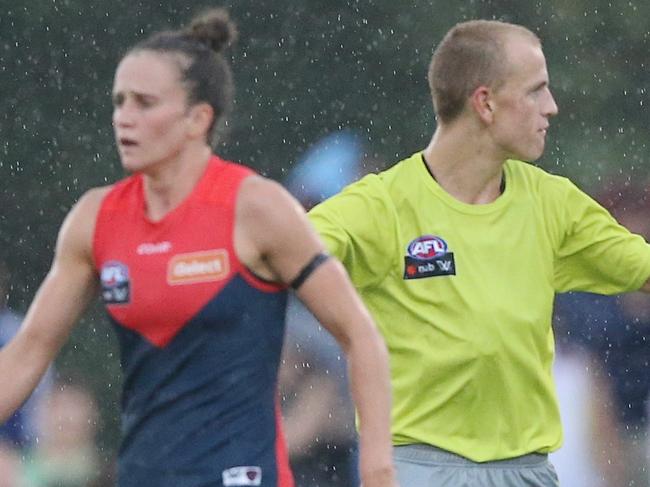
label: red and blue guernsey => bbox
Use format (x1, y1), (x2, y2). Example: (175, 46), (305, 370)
(93, 156), (294, 487)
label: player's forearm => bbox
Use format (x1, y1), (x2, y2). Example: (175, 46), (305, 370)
(0, 329), (53, 423)
(346, 324), (396, 485)
(0, 268), (90, 424)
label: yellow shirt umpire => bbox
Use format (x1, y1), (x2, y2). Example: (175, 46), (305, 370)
(308, 19), (650, 487)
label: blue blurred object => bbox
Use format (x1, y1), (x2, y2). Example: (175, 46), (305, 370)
(285, 130), (363, 206)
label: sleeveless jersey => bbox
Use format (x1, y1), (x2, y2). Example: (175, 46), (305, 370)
(93, 156), (294, 487)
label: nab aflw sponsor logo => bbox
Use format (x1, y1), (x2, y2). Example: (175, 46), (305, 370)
(404, 235), (456, 280)
(167, 249), (229, 285)
(136, 241), (172, 255)
(222, 466), (261, 486)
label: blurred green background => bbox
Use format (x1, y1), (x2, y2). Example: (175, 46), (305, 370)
(1, 0), (649, 460)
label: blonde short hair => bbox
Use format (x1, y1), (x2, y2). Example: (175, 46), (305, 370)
(428, 20), (540, 123)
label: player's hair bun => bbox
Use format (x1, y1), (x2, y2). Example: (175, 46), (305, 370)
(186, 8), (238, 54)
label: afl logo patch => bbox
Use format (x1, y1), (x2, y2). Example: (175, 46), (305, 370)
(407, 235), (448, 260)
(404, 235), (455, 279)
(100, 261), (131, 304)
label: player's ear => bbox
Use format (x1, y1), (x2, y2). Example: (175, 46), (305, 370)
(470, 85), (494, 124)
(187, 102), (214, 139)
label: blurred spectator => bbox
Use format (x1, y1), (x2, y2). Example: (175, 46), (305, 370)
(0, 442), (23, 487)
(281, 130), (365, 486)
(285, 130), (363, 210)
(0, 260), (53, 451)
(551, 301), (624, 486)
(605, 292), (650, 487)
(553, 181), (650, 486)
(281, 298), (358, 486)
(22, 382), (102, 487)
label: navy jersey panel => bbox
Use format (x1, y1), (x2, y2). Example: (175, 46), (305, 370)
(113, 275), (288, 486)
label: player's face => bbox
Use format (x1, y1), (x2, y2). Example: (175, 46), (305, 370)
(489, 36), (558, 162)
(112, 51), (193, 173)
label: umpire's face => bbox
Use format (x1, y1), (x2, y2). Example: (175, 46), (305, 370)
(487, 34), (558, 162)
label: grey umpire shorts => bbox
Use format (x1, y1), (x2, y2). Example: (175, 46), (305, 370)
(394, 444), (560, 487)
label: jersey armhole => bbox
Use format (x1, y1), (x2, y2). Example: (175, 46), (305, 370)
(239, 265), (286, 293)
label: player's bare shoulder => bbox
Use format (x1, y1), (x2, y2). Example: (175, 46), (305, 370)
(235, 175), (317, 281)
(237, 175), (303, 226)
(75, 185), (114, 215)
(56, 185), (114, 260)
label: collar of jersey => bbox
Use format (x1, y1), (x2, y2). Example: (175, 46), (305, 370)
(415, 152), (515, 215)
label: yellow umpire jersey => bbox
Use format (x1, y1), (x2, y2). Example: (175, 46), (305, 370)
(308, 152), (650, 462)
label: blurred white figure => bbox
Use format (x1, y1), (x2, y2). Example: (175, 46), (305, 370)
(0, 443), (23, 487)
(22, 383), (101, 487)
(550, 306), (624, 487)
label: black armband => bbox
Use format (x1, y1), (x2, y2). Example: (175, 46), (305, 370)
(290, 252), (330, 289)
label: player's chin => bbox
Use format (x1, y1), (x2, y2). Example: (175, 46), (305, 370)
(521, 142), (546, 162)
(119, 157), (144, 174)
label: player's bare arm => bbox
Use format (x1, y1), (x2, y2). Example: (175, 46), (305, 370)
(0, 187), (107, 422)
(234, 175), (398, 487)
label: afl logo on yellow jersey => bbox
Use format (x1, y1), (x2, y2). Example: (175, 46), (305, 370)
(404, 235), (456, 279)
(407, 235), (448, 259)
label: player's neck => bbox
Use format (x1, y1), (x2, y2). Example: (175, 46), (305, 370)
(142, 144), (212, 222)
(423, 125), (505, 205)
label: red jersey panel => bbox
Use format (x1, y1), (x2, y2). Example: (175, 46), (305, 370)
(93, 156), (280, 347)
